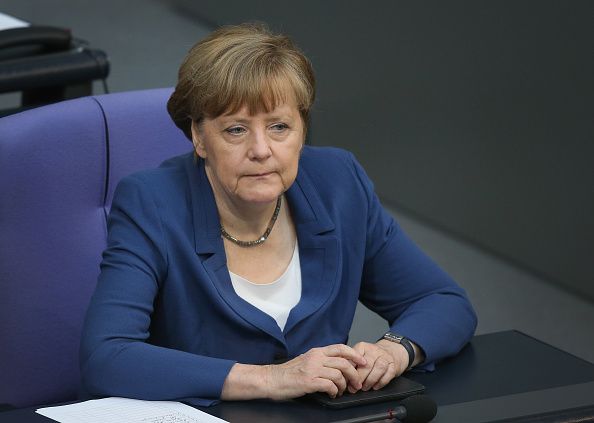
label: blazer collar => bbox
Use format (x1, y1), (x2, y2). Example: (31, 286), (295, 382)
(184, 154), (223, 255)
(184, 154), (340, 344)
(283, 170), (339, 336)
(184, 154), (336, 254)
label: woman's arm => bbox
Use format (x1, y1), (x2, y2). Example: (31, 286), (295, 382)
(221, 344), (367, 400)
(349, 153), (478, 369)
(80, 175), (235, 406)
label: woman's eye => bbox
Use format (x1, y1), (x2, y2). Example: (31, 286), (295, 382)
(270, 123), (289, 132)
(225, 126), (246, 135)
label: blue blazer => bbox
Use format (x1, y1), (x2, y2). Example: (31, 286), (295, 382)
(80, 146), (477, 406)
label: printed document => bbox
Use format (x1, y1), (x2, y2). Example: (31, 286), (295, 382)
(36, 397), (229, 423)
(0, 13), (29, 30)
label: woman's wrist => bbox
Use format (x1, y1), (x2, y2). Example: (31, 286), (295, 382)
(376, 339), (410, 372)
(220, 363), (271, 400)
(410, 342), (425, 367)
(376, 339), (425, 370)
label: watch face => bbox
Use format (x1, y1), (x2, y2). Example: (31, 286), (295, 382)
(385, 333), (404, 343)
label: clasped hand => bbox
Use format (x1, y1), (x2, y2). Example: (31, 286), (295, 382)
(266, 341), (408, 400)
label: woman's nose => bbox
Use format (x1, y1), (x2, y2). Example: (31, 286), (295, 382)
(247, 130), (272, 160)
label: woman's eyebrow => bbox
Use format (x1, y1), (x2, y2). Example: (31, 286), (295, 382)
(217, 116), (251, 125)
(217, 114), (295, 126)
(265, 113), (294, 122)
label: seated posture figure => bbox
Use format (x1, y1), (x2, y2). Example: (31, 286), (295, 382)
(80, 23), (477, 406)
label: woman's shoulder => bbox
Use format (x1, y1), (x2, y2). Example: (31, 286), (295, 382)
(300, 145), (353, 164)
(299, 146), (363, 181)
(117, 152), (193, 187)
(298, 146), (373, 202)
(111, 152), (194, 205)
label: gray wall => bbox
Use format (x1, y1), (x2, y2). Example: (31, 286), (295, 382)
(176, 0), (594, 301)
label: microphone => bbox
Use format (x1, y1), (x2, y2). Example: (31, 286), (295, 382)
(393, 395), (437, 422)
(332, 395), (438, 423)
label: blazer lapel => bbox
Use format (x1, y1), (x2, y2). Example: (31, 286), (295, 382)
(283, 167), (341, 335)
(184, 155), (285, 343)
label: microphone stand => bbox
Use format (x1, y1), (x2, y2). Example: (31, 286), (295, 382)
(332, 410), (402, 423)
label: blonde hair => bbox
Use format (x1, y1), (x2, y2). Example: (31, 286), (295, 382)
(167, 23), (316, 141)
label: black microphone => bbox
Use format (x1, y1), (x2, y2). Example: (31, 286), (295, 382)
(394, 395), (437, 422)
(332, 395), (438, 423)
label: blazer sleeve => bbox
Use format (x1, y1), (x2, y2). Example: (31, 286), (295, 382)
(351, 154), (478, 370)
(79, 175), (236, 406)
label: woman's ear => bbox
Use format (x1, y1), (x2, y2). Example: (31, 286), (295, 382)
(191, 120), (207, 159)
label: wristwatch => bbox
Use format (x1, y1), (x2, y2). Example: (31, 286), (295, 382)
(379, 332), (415, 370)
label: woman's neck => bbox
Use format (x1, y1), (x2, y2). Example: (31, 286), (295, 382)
(206, 172), (283, 241)
(218, 195), (283, 241)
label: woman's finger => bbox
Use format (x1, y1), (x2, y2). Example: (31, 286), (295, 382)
(318, 367), (347, 396)
(313, 377), (339, 398)
(323, 356), (362, 390)
(362, 356), (393, 391)
(372, 363), (398, 391)
(355, 360), (373, 386)
(323, 344), (367, 367)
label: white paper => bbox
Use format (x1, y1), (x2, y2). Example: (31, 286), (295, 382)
(36, 397), (228, 423)
(0, 12), (30, 30)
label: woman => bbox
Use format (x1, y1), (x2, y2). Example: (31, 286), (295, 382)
(80, 23), (477, 406)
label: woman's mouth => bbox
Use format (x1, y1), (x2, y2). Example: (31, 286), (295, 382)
(246, 171), (274, 178)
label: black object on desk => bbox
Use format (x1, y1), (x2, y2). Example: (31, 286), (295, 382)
(304, 376), (425, 409)
(1, 331), (593, 423)
(0, 24), (110, 116)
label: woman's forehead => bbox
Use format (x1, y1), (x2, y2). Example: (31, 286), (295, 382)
(222, 99), (298, 117)
(225, 82), (298, 113)
(206, 102), (300, 126)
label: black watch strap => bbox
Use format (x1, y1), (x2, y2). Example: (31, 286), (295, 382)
(380, 333), (415, 370)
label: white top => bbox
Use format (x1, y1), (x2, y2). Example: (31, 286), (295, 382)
(230, 241), (302, 331)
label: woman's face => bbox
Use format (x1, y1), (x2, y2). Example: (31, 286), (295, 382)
(192, 101), (304, 206)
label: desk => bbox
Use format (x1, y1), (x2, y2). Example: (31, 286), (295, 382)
(2, 331), (593, 422)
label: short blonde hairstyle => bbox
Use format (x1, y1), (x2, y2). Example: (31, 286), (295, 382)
(167, 23), (316, 141)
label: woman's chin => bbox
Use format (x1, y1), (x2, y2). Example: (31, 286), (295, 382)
(238, 191), (283, 205)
